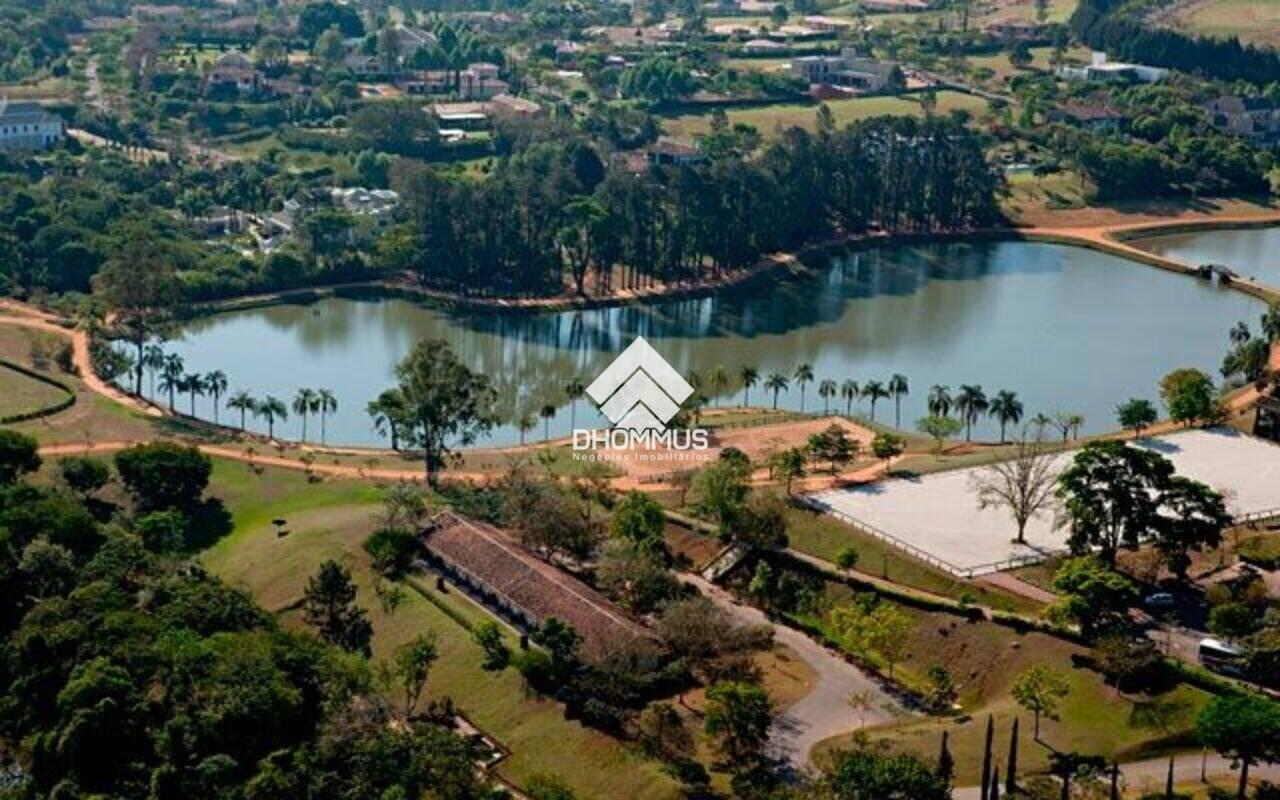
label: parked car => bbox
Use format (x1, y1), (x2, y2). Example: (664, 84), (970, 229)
(1143, 592), (1176, 611)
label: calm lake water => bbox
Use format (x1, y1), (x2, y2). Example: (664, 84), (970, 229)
(1138, 226), (1280, 288)
(161, 241), (1261, 447)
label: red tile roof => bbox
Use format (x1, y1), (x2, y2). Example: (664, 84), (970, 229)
(421, 511), (654, 661)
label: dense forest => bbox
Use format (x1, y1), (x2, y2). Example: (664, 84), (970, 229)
(387, 113), (1001, 297)
(1070, 0), (1280, 84)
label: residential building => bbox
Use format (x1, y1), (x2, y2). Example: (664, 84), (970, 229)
(420, 511), (655, 662)
(488, 93), (543, 119)
(0, 101), (65, 150)
(1047, 101), (1125, 133)
(790, 48), (904, 93)
(1205, 95), (1280, 144)
(1057, 52), (1168, 84)
(330, 187), (399, 221)
(647, 138), (705, 167)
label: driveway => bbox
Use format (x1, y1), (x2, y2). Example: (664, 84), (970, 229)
(678, 574), (904, 767)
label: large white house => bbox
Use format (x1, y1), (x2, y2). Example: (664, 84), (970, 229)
(0, 100), (65, 150)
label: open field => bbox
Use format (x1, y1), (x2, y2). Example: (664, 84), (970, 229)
(808, 429), (1280, 576)
(978, 0), (1079, 25)
(660, 90), (989, 140)
(1156, 0), (1280, 48)
(0, 363), (69, 419)
(197, 459), (685, 800)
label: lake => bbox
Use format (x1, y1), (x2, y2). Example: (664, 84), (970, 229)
(161, 240), (1261, 448)
(1136, 225), (1280, 288)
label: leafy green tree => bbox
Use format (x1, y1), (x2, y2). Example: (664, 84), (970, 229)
(299, 0), (364, 43)
(313, 26), (347, 69)
(1050, 555), (1139, 636)
(57, 456), (110, 498)
(135, 509), (188, 552)
(1011, 664), (1070, 739)
(114, 442), (212, 511)
(0, 429), (41, 484)
(835, 546), (860, 570)
(769, 446), (807, 494)
(871, 432), (905, 467)
(704, 681), (773, 768)
(689, 457), (750, 529)
(1116, 397), (1158, 438)
(18, 537), (75, 599)
(1159, 368), (1216, 426)
(92, 226), (180, 396)
(390, 633), (438, 718)
(1156, 476), (1229, 578)
(1055, 440), (1171, 565)
(303, 559), (374, 657)
(531, 618), (581, 681)
(819, 747), (951, 800)
(392, 339), (497, 483)
(610, 490), (668, 558)
(917, 415), (963, 454)
(472, 620), (510, 670)
(1196, 694), (1280, 799)
(1208, 602), (1256, 639)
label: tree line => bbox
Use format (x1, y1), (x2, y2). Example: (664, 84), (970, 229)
(385, 112), (1001, 297)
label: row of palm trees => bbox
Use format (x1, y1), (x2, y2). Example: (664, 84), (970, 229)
(139, 345), (337, 443)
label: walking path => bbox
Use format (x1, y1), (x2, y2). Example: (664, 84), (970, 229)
(976, 572), (1058, 605)
(952, 752), (1280, 799)
(677, 572), (904, 768)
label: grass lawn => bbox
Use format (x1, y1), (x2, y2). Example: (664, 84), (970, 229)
(0, 364), (69, 419)
(1163, 0), (1280, 48)
(1002, 169), (1092, 219)
(660, 90), (989, 140)
(199, 458), (685, 800)
(722, 57), (792, 73)
(978, 0), (1079, 25)
(0, 325), (157, 445)
(782, 503), (1045, 613)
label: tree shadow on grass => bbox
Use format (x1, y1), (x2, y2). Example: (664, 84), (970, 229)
(183, 497), (234, 552)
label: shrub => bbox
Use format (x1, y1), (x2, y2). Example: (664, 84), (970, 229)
(0, 429), (41, 484)
(362, 527), (419, 576)
(114, 442), (212, 510)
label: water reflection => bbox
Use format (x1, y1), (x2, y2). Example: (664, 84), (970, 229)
(1138, 226), (1280, 287)
(167, 241), (1260, 447)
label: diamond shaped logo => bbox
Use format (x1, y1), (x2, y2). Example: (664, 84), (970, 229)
(586, 337), (693, 431)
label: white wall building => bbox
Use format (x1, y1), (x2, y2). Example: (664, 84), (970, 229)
(0, 101), (65, 150)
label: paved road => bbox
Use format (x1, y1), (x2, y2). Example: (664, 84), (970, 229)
(677, 573), (905, 767)
(952, 752), (1280, 798)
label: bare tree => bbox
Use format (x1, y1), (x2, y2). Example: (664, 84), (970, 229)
(972, 433), (1060, 544)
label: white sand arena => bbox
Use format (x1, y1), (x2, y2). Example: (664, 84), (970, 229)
(807, 429), (1280, 576)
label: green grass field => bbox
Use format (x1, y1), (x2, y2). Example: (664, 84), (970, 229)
(1163, 0), (1280, 48)
(0, 364), (69, 419)
(199, 459), (684, 799)
(661, 90), (990, 140)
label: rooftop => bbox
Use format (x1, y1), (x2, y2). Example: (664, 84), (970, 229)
(421, 511), (654, 661)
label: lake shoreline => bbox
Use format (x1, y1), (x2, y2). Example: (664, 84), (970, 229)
(181, 216), (1280, 323)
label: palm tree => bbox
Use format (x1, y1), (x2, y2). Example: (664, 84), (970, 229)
(708, 365), (729, 408)
(205, 370), (228, 424)
(518, 412), (535, 445)
(1031, 412), (1053, 438)
(1263, 304), (1280, 342)
(367, 389), (407, 450)
(143, 343), (165, 399)
(794, 363), (814, 412)
(739, 365), (759, 408)
(888, 374), (909, 428)
(227, 390), (255, 431)
(841, 379), (859, 415)
(257, 395), (288, 440)
(989, 390), (1024, 443)
(818, 379), (837, 414)
(686, 370), (703, 394)
(956, 384), (989, 441)
(293, 388), (318, 442)
(565, 379), (585, 429)
(316, 389), (338, 444)
(764, 372), (789, 409)
(1068, 414), (1085, 440)
(184, 373), (206, 418)
(927, 384), (952, 417)
(862, 380), (889, 421)
(160, 354), (184, 412)
(539, 403), (556, 442)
